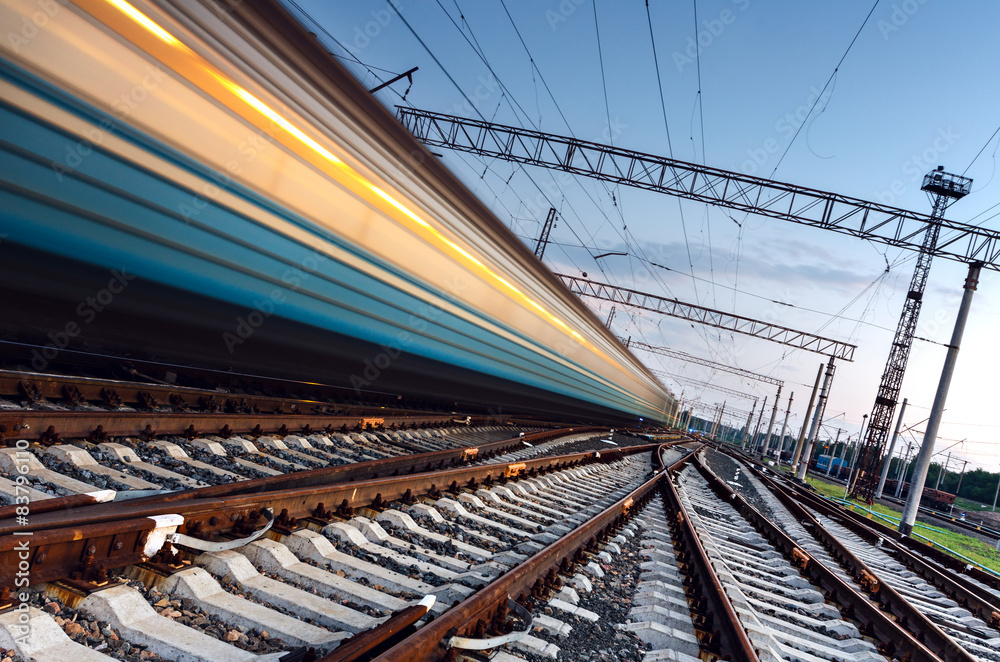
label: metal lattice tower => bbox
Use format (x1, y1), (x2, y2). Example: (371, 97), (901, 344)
(533, 208), (557, 259)
(851, 167), (972, 500)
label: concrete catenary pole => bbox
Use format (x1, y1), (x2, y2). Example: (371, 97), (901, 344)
(710, 402), (723, 438)
(895, 441), (913, 498)
(752, 396), (768, 452)
(875, 398), (907, 499)
(760, 385), (782, 457)
(791, 364), (823, 473)
(742, 401), (756, 448)
(844, 424), (868, 497)
(797, 357), (836, 480)
(954, 460), (969, 498)
(900, 263), (981, 536)
(934, 451), (951, 490)
(825, 428), (843, 477)
(772, 391), (794, 460)
(846, 415), (868, 492)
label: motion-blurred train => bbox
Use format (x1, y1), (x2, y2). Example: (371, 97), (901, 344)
(0, 0), (674, 423)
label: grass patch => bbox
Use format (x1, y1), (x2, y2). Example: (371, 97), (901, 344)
(954, 495), (997, 513)
(805, 475), (1000, 575)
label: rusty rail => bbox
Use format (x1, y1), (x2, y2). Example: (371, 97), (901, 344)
(315, 597), (435, 662)
(722, 443), (1000, 597)
(0, 410), (476, 446)
(0, 444), (661, 592)
(370, 443), (697, 662)
(0, 427), (604, 522)
(692, 452), (950, 662)
(742, 459), (1000, 634)
(661, 453), (758, 661)
(744, 464), (974, 661)
(0, 370), (445, 421)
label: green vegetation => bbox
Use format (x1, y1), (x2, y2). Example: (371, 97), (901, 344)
(954, 495), (997, 513)
(805, 475), (1000, 574)
(883, 459), (1000, 506)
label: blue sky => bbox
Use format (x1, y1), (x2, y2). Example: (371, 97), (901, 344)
(289, 0), (1000, 473)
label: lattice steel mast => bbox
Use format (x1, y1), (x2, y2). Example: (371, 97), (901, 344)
(533, 208), (557, 259)
(852, 168), (971, 499)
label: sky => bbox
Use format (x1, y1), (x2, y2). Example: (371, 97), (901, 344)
(287, 0), (1000, 474)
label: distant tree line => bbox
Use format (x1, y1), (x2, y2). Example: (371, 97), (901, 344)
(885, 456), (1000, 504)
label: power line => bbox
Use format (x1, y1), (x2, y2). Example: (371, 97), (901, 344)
(963, 120), (1000, 176)
(691, 0), (707, 165)
(769, 0), (881, 177)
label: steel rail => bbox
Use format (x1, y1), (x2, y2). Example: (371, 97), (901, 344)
(749, 463), (1000, 635)
(0, 370), (446, 422)
(692, 452), (950, 662)
(661, 453), (758, 661)
(315, 596), (436, 662)
(880, 493), (1000, 542)
(724, 444), (1000, 597)
(0, 444), (676, 592)
(0, 427), (602, 521)
(370, 443), (700, 662)
(0, 440), (636, 535)
(0, 410), (471, 446)
(728, 460), (978, 661)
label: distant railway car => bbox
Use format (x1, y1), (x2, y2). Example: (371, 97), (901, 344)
(814, 454), (848, 473)
(883, 480), (956, 510)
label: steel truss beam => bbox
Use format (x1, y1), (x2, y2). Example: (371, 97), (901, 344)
(399, 107), (1000, 270)
(559, 274), (856, 361)
(625, 339), (782, 387)
(655, 371), (758, 403)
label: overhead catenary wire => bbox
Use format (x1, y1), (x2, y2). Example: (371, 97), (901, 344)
(768, 0), (881, 177)
(962, 120), (1000, 176)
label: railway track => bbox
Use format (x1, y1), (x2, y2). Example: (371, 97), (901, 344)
(6, 425), (995, 662)
(715, 445), (1000, 662)
(0, 368), (548, 446)
(0, 431), (676, 661)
